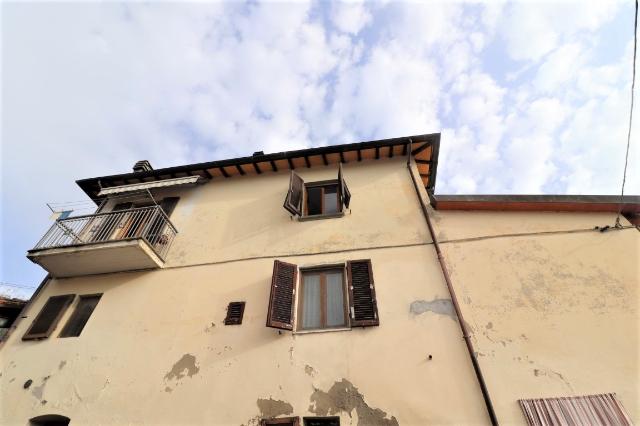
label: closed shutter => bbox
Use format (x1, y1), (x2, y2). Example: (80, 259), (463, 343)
(338, 163), (351, 209)
(224, 301), (246, 325)
(347, 260), (379, 327)
(159, 197), (179, 217)
(22, 294), (75, 340)
(59, 294), (102, 338)
(283, 172), (304, 216)
(266, 260), (297, 330)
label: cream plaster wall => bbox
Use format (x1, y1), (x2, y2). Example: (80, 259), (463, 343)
(431, 209), (639, 425)
(1, 158), (489, 425)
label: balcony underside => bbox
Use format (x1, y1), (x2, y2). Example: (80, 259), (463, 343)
(27, 238), (164, 278)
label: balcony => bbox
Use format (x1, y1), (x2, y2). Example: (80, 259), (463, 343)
(27, 206), (177, 277)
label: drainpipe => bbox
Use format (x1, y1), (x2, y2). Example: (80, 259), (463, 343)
(406, 146), (499, 426)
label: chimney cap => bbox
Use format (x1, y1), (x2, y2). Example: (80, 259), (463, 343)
(252, 151), (264, 157)
(133, 160), (153, 173)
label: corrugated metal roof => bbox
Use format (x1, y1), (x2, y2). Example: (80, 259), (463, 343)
(97, 176), (200, 196)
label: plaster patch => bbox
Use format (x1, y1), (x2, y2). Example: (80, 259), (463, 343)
(410, 299), (456, 320)
(164, 354), (200, 381)
(309, 379), (398, 426)
(31, 376), (50, 401)
(256, 397), (293, 418)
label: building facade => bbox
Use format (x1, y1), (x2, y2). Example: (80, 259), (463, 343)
(0, 134), (637, 426)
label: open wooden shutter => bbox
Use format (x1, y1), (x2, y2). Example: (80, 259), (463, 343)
(159, 197), (179, 217)
(347, 260), (379, 327)
(283, 171), (304, 216)
(22, 294), (75, 340)
(266, 260), (297, 330)
(338, 163), (351, 209)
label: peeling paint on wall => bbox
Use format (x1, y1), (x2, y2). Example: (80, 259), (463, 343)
(309, 379), (398, 426)
(164, 354), (200, 381)
(410, 299), (456, 320)
(304, 365), (317, 377)
(256, 397), (293, 418)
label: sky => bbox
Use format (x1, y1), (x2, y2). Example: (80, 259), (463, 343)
(1, 0), (638, 298)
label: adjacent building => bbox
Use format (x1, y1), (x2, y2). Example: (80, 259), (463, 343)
(0, 133), (637, 426)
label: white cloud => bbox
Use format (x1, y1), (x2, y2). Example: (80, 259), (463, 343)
(331, 0), (372, 35)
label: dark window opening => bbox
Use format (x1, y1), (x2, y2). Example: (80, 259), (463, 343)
(29, 414), (70, 426)
(224, 301), (246, 325)
(304, 417), (340, 426)
(59, 294), (102, 338)
(297, 268), (348, 331)
(305, 183), (341, 216)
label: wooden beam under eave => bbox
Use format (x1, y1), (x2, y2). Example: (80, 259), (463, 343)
(236, 165), (246, 176)
(322, 153), (328, 166)
(253, 163), (262, 174)
(412, 142), (430, 155)
(287, 158), (295, 170)
(375, 147), (380, 159)
(388, 146), (394, 158)
(270, 160), (278, 172)
(402, 143), (408, 156)
(304, 156), (311, 168)
(357, 149), (362, 162)
(220, 167), (230, 178)
(201, 169), (213, 178)
(339, 151), (346, 163)
(415, 159), (431, 164)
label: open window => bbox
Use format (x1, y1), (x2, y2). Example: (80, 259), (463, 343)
(283, 164), (350, 219)
(261, 417), (300, 426)
(266, 259), (379, 332)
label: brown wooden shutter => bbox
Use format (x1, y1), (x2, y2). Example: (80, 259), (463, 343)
(159, 197), (179, 217)
(266, 260), (297, 330)
(283, 171), (304, 216)
(22, 294), (75, 340)
(347, 260), (379, 327)
(224, 301), (246, 325)
(338, 163), (351, 209)
(59, 294), (102, 338)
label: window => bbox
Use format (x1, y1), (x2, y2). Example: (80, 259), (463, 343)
(261, 417), (300, 426)
(304, 417), (340, 426)
(59, 294), (102, 338)
(266, 260), (379, 331)
(29, 415), (70, 426)
(22, 295), (75, 341)
(518, 393), (632, 426)
(297, 268), (347, 331)
(224, 301), (246, 325)
(283, 164), (351, 218)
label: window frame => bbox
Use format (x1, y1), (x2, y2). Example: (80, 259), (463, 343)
(22, 294), (75, 341)
(58, 293), (102, 338)
(261, 417), (300, 426)
(301, 180), (344, 220)
(303, 416), (340, 426)
(295, 264), (350, 333)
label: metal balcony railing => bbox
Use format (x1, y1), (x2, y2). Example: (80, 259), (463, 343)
(32, 206), (177, 261)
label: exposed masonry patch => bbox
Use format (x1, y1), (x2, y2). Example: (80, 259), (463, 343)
(410, 299), (456, 320)
(309, 379), (398, 426)
(257, 397), (294, 418)
(164, 354), (200, 381)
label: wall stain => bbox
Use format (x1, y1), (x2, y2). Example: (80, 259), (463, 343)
(304, 364), (317, 377)
(309, 379), (398, 426)
(410, 299), (456, 320)
(31, 375), (50, 401)
(164, 354), (200, 381)
(257, 397), (293, 418)
(533, 368), (573, 392)
(58, 361), (67, 370)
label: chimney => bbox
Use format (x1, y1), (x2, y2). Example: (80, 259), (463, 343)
(252, 151), (264, 156)
(133, 160), (153, 173)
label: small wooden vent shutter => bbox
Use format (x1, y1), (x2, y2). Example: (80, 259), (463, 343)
(22, 294), (75, 340)
(283, 171), (304, 216)
(266, 260), (297, 330)
(338, 163), (351, 209)
(224, 302), (246, 325)
(159, 197), (179, 217)
(347, 260), (379, 327)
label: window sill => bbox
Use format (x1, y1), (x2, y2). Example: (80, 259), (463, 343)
(298, 212), (345, 222)
(293, 327), (351, 335)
